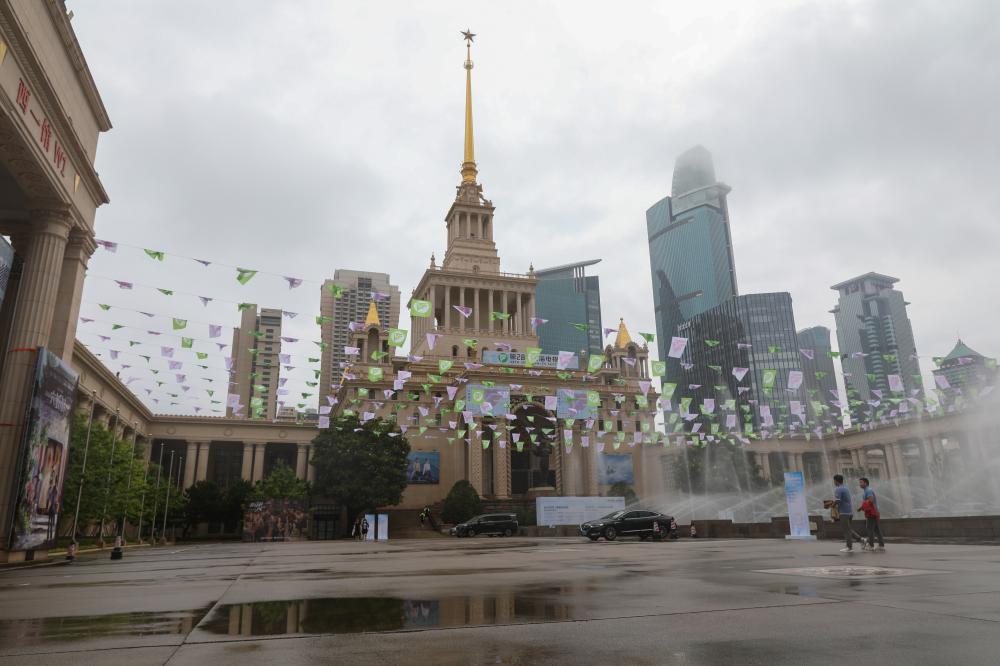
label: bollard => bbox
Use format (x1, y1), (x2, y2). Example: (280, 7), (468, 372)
(110, 535), (124, 560)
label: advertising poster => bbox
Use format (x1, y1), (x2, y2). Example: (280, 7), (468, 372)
(465, 384), (510, 416)
(242, 499), (308, 542)
(9, 347), (78, 551)
(536, 496), (626, 526)
(597, 453), (634, 485)
(556, 389), (597, 419)
(406, 451), (440, 484)
(364, 513), (390, 541)
(783, 471), (815, 540)
(482, 350), (579, 370)
(0, 236), (13, 310)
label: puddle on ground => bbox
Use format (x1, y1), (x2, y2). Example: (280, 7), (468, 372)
(0, 606), (213, 647)
(766, 584), (821, 597)
(199, 591), (577, 637)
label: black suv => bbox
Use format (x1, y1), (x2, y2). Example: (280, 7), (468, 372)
(452, 513), (518, 538)
(580, 510), (674, 541)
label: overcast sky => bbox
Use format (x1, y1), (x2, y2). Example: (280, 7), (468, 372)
(68, 1), (1000, 415)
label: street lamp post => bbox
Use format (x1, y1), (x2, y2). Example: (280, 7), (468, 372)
(97, 408), (120, 547)
(148, 444), (165, 543)
(68, 391), (97, 559)
(136, 434), (152, 544)
(162, 451), (175, 544)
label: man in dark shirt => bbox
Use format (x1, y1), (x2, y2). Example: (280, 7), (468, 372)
(833, 474), (854, 552)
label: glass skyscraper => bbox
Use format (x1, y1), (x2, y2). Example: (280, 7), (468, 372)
(646, 146), (738, 376)
(674, 293), (807, 433)
(797, 326), (839, 398)
(534, 259), (603, 360)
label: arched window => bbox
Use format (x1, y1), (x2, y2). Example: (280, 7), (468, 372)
(452, 345), (459, 357)
(467, 347), (476, 359)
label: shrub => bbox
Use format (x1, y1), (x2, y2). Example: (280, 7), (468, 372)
(441, 480), (481, 524)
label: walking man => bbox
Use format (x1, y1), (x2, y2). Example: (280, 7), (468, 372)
(833, 474), (854, 553)
(858, 477), (885, 552)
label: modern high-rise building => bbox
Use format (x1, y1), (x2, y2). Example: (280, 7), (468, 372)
(647, 145), (738, 374)
(675, 293), (807, 432)
(830, 273), (921, 420)
(534, 259), (603, 360)
(319, 270), (400, 404)
(797, 326), (839, 398)
(227, 306), (283, 420)
(933, 339), (997, 395)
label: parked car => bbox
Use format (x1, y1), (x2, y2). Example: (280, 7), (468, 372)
(451, 513), (519, 537)
(580, 509), (675, 541)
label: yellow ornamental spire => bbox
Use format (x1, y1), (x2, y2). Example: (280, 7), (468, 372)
(365, 300), (381, 327)
(615, 318), (633, 349)
(461, 29), (478, 184)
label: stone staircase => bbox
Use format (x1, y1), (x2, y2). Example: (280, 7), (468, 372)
(385, 508), (449, 539)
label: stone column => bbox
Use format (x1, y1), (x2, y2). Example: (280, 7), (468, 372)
(473, 288), (480, 333)
(488, 290), (494, 334)
(0, 208), (73, 539)
(252, 444), (266, 483)
(241, 442), (254, 481)
(49, 230), (96, 361)
(494, 441), (511, 499)
(468, 436), (483, 495)
(195, 442), (210, 482)
(306, 446), (315, 483)
(183, 442), (198, 487)
(757, 453), (771, 483)
(296, 443), (308, 480)
(857, 447), (869, 476)
(459, 287), (466, 332)
(444, 284), (451, 330)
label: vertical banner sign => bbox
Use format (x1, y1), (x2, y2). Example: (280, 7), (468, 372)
(10, 348), (79, 551)
(0, 236), (13, 310)
(783, 471), (815, 540)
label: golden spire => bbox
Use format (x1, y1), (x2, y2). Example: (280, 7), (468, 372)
(614, 317), (633, 349)
(461, 29), (478, 184)
(364, 300), (381, 327)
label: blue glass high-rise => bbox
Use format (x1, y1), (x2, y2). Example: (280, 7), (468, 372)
(534, 259), (603, 360)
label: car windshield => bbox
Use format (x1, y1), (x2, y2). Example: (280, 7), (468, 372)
(600, 511), (627, 520)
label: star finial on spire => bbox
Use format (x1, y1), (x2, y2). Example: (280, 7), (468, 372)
(461, 29), (476, 45)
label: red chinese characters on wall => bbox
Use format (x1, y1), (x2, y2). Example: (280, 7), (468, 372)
(14, 78), (71, 180)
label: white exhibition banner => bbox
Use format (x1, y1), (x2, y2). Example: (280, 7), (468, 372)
(536, 496), (626, 527)
(783, 471), (815, 540)
(364, 513), (390, 541)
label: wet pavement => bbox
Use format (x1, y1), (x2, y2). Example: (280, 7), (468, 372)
(1, 537), (999, 664)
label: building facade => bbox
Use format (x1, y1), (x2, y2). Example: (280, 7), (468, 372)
(319, 270), (400, 405)
(226, 306), (282, 421)
(933, 339), (997, 395)
(534, 259), (603, 360)
(830, 273), (921, 421)
(646, 145), (738, 381)
(797, 325), (839, 398)
(675, 293), (809, 433)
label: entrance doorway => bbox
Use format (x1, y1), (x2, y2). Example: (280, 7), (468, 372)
(510, 403), (557, 495)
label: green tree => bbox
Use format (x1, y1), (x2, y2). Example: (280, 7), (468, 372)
(608, 481), (638, 506)
(441, 480), (481, 524)
(183, 481), (223, 530)
(310, 415), (410, 532)
(252, 460), (310, 501)
(223, 479), (255, 532)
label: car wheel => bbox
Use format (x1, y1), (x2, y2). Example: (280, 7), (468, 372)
(588, 535), (599, 541)
(603, 526), (617, 541)
(467, 528), (476, 537)
(504, 528), (513, 537)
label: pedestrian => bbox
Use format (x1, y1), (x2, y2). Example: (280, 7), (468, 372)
(832, 474), (854, 553)
(351, 516), (361, 540)
(419, 507), (427, 527)
(857, 477), (885, 552)
(361, 516), (370, 541)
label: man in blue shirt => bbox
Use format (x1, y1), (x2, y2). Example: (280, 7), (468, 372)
(858, 477), (885, 551)
(833, 474), (854, 552)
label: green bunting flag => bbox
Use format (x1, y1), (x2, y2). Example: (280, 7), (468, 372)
(157, 288), (174, 296)
(315, 315), (332, 325)
(463, 338), (478, 349)
(371, 351), (388, 360)
(326, 283), (344, 298)
(639, 332), (655, 343)
(181, 337), (193, 348)
(762, 368), (777, 389)
(490, 311), (510, 321)
(388, 328), (408, 347)
(704, 339), (720, 347)
(236, 268), (257, 285)
(99, 303), (111, 311)
(525, 347), (541, 368)
(111, 324), (124, 330)
(368, 367), (383, 382)
(237, 302), (254, 311)
(196, 352), (208, 360)
(768, 346), (781, 353)
(438, 359), (454, 373)
(569, 323), (589, 331)
(144, 249), (165, 261)
(172, 318), (187, 330)
(651, 360), (666, 376)
(410, 299), (432, 317)
(587, 354), (605, 373)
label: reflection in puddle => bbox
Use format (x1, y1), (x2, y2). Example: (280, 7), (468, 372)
(0, 606), (212, 647)
(767, 584), (820, 597)
(199, 591), (576, 637)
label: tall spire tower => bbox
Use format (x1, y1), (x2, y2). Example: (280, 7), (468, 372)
(461, 29), (478, 184)
(407, 30), (539, 358)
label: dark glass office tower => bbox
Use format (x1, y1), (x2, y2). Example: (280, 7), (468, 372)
(797, 326), (839, 398)
(673, 293), (807, 434)
(534, 259), (603, 359)
(647, 146), (738, 379)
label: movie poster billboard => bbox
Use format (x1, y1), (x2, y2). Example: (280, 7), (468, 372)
(406, 451), (440, 484)
(597, 453), (634, 485)
(9, 347), (79, 551)
(242, 499), (308, 542)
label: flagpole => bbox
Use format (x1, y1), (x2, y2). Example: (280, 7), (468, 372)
(69, 391), (97, 554)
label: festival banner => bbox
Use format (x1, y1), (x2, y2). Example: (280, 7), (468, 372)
(9, 348), (79, 551)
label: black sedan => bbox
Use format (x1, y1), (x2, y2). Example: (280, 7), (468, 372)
(580, 510), (674, 541)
